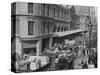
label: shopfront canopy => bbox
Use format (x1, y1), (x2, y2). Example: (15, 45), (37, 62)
(53, 29), (86, 37)
(65, 40), (75, 45)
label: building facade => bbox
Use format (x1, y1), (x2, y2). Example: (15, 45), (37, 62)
(11, 2), (97, 72)
(11, 2), (71, 57)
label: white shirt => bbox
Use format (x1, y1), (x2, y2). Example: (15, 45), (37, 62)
(88, 64), (95, 68)
(30, 62), (37, 70)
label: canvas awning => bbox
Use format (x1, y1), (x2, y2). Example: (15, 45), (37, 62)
(53, 29), (87, 37)
(65, 40), (75, 45)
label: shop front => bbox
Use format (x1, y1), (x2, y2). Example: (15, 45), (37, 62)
(22, 41), (38, 56)
(15, 39), (50, 71)
(42, 38), (50, 52)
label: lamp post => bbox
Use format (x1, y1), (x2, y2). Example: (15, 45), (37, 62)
(88, 20), (93, 55)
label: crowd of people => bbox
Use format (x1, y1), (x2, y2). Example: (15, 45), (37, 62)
(79, 58), (96, 69)
(11, 39), (97, 72)
(43, 41), (79, 70)
(43, 40), (97, 70)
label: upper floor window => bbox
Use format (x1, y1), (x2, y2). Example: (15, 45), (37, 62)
(61, 26), (63, 32)
(28, 3), (33, 13)
(53, 27), (57, 32)
(67, 27), (69, 31)
(53, 8), (55, 17)
(43, 22), (46, 34)
(64, 27), (66, 31)
(12, 18), (16, 35)
(43, 4), (45, 16)
(61, 11), (63, 19)
(28, 21), (34, 35)
(47, 5), (49, 16)
(64, 12), (66, 20)
(59, 11), (62, 19)
(57, 26), (60, 32)
(58, 10), (60, 18)
(47, 22), (49, 34)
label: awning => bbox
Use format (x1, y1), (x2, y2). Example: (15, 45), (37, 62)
(21, 34), (52, 41)
(65, 40), (75, 45)
(53, 29), (87, 37)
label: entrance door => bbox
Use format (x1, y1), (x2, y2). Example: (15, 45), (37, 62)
(42, 38), (50, 52)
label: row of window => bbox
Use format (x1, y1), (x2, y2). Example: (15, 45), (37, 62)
(28, 21), (69, 36)
(28, 21), (50, 36)
(53, 26), (69, 32)
(42, 4), (68, 20)
(28, 3), (68, 21)
(28, 21), (53, 36)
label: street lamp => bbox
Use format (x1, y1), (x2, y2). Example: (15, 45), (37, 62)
(88, 20), (93, 55)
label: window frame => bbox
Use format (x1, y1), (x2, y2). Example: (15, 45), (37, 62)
(58, 9), (60, 18)
(47, 5), (49, 16)
(28, 21), (34, 35)
(28, 3), (33, 14)
(43, 4), (45, 16)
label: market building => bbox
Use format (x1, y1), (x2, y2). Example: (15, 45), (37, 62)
(11, 2), (71, 57)
(11, 2), (89, 57)
(11, 2), (97, 72)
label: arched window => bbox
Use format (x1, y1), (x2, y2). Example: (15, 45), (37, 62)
(67, 27), (69, 31)
(57, 26), (60, 32)
(53, 26), (56, 32)
(64, 27), (66, 31)
(61, 26), (63, 32)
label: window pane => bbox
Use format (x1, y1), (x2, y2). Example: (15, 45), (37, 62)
(58, 10), (59, 18)
(57, 26), (60, 32)
(12, 18), (16, 35)
(53, 8), (55, 17)
(64, 27), (66, 31)
(61, 26), (63, 31)
(53, 27), (56, 32)
(28, 3), (33, 13)
(64, 12), (66, 20)
(47, 22), (49, 34)
(43, 4), (45, 16)
(43, 22), (46, 34)
(47, 5), (49, 16)
(28, 21), (34, 35)
(62, 11), (63, 19)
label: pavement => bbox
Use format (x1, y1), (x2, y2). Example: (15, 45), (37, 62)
(73, 55), (88, 69)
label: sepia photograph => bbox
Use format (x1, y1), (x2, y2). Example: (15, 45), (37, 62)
(11, 2), (97, 73)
